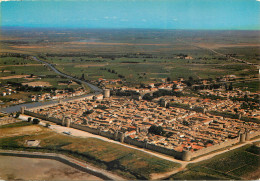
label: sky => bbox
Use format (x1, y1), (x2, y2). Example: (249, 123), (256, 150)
(1, 0), (260, 30)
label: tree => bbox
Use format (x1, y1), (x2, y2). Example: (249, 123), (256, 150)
(81, 73), (85, 80)
(229, 83), (233, 91)
(82, 109), (94, 116)
(15, 112), (20, 118)
(142, 93), (153, 101)
(45, 123), (50, 127)
(172, 84), (177, 91)
(183, 120), (190, 126)
(32, 118), (40, 124)
(27, 117), (32, 122)
(148, 125), (165, 136)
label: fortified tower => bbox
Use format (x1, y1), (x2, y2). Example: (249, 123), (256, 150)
(66, 117), (71, 127)
(62, 116), (65, 126)
(119, 132), (125, 143)
(160, 99), (167, 107)
(114, 130), (119, 140)
(182, 150), (192, 161)
(245, 129), (250, 141)
(240, 133), (246, 143)
(104, 89), (110, 98)
(20, 106), (26, 114)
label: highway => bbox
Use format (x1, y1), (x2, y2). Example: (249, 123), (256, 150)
(0, 56), (103, 114)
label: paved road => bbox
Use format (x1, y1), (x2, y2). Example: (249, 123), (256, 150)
(0, 56), (102, 114)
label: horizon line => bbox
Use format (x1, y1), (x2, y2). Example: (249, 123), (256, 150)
(1, 26), (260, 31)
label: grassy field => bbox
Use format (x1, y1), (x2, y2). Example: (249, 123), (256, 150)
(0, 122), (180, 179)
(0, 121), (31, 129)
(0, 56), (82, 89)
(168, 144), (260, 180)
(52, 55), (257, 85)
(233, 80), (259, 92)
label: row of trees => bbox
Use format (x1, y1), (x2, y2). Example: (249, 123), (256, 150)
(27, 117), (40, 124)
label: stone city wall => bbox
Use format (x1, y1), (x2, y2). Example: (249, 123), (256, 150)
(191, 137), (240, 158)
(24, 110), (62, 124)
(146, 143), (184, 160)
(247, 130), (260, 140)
(100, 131), (115, 139)
(124, 137), (146, 148)
(124, 137), (184, 160)
(70, 123), (99, 135)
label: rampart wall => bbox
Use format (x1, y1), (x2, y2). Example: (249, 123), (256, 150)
(70, 123), (99, 135)
(124, 137), (146, 148)
(247, 130), (260, 140)
(191, 137), (240, 158)
(100, 131), (114, 139)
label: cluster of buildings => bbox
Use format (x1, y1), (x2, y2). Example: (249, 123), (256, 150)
(197, 89), (260, 119)
(29, 88), (86, 102)
(1, 88), (16, 97)
(31, 86), (259, 157)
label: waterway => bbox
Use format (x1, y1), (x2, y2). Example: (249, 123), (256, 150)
(0, 56), (102, 114)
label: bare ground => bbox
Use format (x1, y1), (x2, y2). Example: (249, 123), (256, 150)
(0, 125), (44, 138)
(0, 156), (102, 180)
(0, 75), (30, 80)
(22, 81), (52, 87)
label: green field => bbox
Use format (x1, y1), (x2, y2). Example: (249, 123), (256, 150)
(0, 121), (31, 129)
(52, 55), (256, 85)
(0, 122), (180, 179)
(233, 80), (259, 92)
(168, 144), (260, 180)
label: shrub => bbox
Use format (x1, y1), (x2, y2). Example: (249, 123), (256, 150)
(27, 117), (32, 122)
(32, 118), (40, 124)
(15, 112), (20, 118)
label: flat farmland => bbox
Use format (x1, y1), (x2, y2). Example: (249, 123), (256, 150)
(53, 56), (256, 84)
(1, 29), (259, 84)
